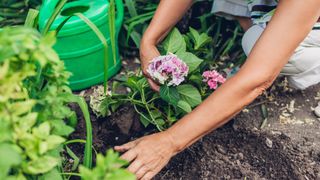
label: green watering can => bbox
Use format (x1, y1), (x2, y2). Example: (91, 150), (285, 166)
(38, 0), (124, 90)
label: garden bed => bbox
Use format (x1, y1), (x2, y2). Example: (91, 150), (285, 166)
(69, 59), (320, 179)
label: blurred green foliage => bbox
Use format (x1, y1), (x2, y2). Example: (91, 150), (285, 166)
(0, 0), (41, 27)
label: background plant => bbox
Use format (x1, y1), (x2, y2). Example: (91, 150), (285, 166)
(0, 0), (41, 27)
(79, 149), (135, 180)
(0, 27), (78, 179)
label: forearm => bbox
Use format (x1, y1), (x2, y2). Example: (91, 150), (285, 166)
(166, 0), (320, 152)
(141, 0), (193, 46)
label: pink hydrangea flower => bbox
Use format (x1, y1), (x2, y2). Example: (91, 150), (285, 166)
(202, 70), (226, 90)
(147, 54), (189, 86)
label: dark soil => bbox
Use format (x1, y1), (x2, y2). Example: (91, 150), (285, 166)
(155, 123), (319, 180)
(68, 82), (320, 179)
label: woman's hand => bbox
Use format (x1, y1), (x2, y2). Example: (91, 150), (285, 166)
(114, 132), (178, 180)
(140, 41), (161, 91)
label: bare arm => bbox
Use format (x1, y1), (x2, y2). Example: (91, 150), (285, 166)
(116, 1), (320, 179)
(140, 0), (193, 91)
(168, 0), (320, 151)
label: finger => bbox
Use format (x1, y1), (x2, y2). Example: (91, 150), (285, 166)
(147, 79), (160, 92)
(127, 159), (144, 174)
(114, 141), (137, 152)
(120, 149), (137, 163)
(141, 171), (156, 180)
(135, 165), (149, 179)
(142, 70), (151, 78)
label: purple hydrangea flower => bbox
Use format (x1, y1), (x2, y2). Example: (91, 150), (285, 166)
(202, 70), (226, 90)
(147, 54), (189, 86)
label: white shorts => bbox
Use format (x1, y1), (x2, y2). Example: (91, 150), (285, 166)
(242, 24), (320, 89)
(212, 0), (250, 20)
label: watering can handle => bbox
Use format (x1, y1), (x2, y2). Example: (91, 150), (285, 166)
(40, 0), (124, 33)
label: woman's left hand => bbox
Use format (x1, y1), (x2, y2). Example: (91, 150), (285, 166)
(114, 132), (178, 180)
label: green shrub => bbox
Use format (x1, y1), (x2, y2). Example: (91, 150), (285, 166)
(0, 27), (75, 179)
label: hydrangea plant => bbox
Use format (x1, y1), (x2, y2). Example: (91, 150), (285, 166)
(147, 54), (188, 86)
(202, 70), (226, 90)
(96, 28), (226, 131)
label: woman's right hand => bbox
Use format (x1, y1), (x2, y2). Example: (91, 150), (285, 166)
(140, 41), (161, 91)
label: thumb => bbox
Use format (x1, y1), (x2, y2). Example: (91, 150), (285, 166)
(147, 78), (160, 92)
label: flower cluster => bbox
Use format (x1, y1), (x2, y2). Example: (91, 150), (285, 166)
(202, 70), (226, 90)
(147, 54), (189, 86)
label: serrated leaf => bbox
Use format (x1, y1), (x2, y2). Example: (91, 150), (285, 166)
(189, 27), (212, 50)
(177, 100), (192, 113)
(51, 120), (74, 136)
(23, 156), (59, 174)
(177, 85), (202, 107)
(176, 51), (203, 73)
(159, 86), (180, 106)
(162, 28), (186, 54)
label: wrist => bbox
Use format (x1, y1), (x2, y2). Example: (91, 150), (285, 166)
(162, 130), (185, 155)
(141, 34), (157, 48)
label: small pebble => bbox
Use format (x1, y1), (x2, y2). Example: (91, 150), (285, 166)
(236, 160), (241, 166)
(270, 131), (282, 136)
(238, 153), (244, 160)
(217, 145), (226, 154)
(265, 138), (273, 148)
(314, 102), (320, 118)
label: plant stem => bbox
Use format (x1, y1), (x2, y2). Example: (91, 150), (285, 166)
(42, 0), (68, 35)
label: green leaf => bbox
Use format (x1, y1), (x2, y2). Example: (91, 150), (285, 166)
(18, 112), (37, 132)
(79, 149), (134, 179)
(176, 51), (203, 73)
(125, 0), (138, 17)
(107, 169), (136, 180)
(33, 122), (51, 139)
(75, 13), (109, 94)
(51, 120), (74, 136)
(155, 119), (165, 127)
(177, 85), (202, 107)
(39, 168), (63, 180)
(159, 86), (180, 106)
(139, 115), (151, 128)
(177, 100), (192, 113)
(162, 28), (186, 54)
(42, 0), (68, 35)
(10, 100), (36, 116)
(23, 156), (59, 174)
(189, 27), (212, 50)
(24, 9), (39, 28)
(45, 135), (65, 152)
(0, 144), (22, 179)
(65, 146), (80, 171)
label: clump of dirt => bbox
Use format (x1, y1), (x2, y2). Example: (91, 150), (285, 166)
(156, 123), (319, 180)
(68, 103), (145, 159)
